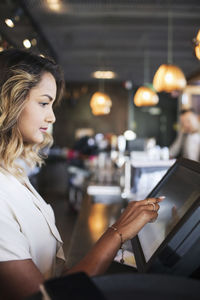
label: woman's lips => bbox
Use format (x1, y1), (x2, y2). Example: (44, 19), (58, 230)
(40, 127), (48, 132)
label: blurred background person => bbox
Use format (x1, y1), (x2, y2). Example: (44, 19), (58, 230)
(169, 108), (200, 161)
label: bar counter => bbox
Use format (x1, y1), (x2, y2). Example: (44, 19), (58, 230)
(67, 194), (123, 268)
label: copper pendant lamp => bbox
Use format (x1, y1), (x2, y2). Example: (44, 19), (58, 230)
(153, 11), (186, 93)
(153, 64), (186, 93)
(134, 85), (159, 107)
(90, 53), (113, 115)
(134, 51), (159, 107)
(90, 91), (112, 116)
(193, 29), (200, 60)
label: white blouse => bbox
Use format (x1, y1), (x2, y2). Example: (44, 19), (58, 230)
(0, 171), (65, 279)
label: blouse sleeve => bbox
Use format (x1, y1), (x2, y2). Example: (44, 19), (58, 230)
(0, 194), (31, 261)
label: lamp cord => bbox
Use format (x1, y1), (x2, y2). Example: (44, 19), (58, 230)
(99, 78), (104, 93)
(167, 10), (173, 64)
(144, 50), (150, 84)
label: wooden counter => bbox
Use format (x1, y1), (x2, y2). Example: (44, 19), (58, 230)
(67, 195), (123, 268)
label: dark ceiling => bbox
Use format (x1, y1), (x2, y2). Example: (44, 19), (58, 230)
(1, 0), (200, 86)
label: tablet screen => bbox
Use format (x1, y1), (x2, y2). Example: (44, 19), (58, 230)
(137, 164), (200, 263)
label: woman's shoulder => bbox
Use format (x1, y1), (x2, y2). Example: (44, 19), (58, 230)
(0, 169), (19, 198)
(0, 169), (12, 182)
(0, 172), (14, 211)
(0, 168), (16, 182)
(0, 170), (26, 215)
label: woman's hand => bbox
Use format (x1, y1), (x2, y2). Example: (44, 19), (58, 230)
(112, 196), (164, 242)
(67, 196), (164, 276)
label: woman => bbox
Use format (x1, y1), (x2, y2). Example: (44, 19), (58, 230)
(0, 49), (163, 300)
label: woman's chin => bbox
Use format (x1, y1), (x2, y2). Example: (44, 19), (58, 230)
(25, 136), (44, 145)
(36, 136), (45, 144)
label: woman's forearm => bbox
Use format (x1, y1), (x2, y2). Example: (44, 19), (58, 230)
(64, 197), (163, 277)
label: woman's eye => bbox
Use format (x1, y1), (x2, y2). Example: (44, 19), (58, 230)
(39, 102), (49, 107)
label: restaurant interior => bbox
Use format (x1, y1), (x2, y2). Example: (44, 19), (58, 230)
(0, 1), (200, 299)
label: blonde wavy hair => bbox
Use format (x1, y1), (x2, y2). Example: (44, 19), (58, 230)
(0, 49), (64, 179)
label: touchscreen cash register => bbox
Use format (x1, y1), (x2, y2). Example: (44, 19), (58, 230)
(131, 158), (200, 277)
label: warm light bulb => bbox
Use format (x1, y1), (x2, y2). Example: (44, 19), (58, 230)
(153, 64), (186, 93)
(5, 18), (14, 28)
(165, 72), (173, 83)
(90, 92), (112, 109)
(196, 30), (200, 41)
(23, 39), (31, 49)
(195, 45), (200, 60)
(97, 96), (106, 105)
(92, 70), (116, 79)
(134, 86), (159, 107)
(194, 30), (200, 60)
(46, 0), (61, 11)
(143, 91), (150, 100)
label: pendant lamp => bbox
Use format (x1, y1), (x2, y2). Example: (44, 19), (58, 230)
(153, 11), (186, 93)
(90, 53), (113, 115)
(134, 85), (159, 107)
(90, 91), (112, 116)
(134, 51), (159, 107)
(153, 64), (186, 93)
(193, 29), (200, 60)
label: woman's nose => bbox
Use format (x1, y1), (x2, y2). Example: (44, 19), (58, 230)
(46, 108), (56, 124)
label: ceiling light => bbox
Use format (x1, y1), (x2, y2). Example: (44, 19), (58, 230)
(195, 45), (200, 60)
(134, 50), (159, 107)
(46, 0), (61, 11)
(90, 92), (112, 109)
(134, 86), (159, 107)
(90, 92), (112, 116)
(5, 19), (14, 28)
(153, 64), (186, 93)
(23, 39), (31, 49)
(153, 11), (186, 93)
(193, 30), (200, 60)
(92, 71), (116, 79)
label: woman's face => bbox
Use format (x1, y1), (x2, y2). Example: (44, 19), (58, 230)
(180, 112), (199, 133)
(18, 72), (57, 144)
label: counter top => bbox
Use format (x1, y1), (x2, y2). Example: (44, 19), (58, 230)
(67, 195), (123, 268)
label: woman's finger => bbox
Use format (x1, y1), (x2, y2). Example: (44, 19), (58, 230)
(130, 196), (165, 207)
(130, 204), (160, 225)
(130, 203), (160, 214)
(146, 202), (160, 211)
(119, 201), (160, 224)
